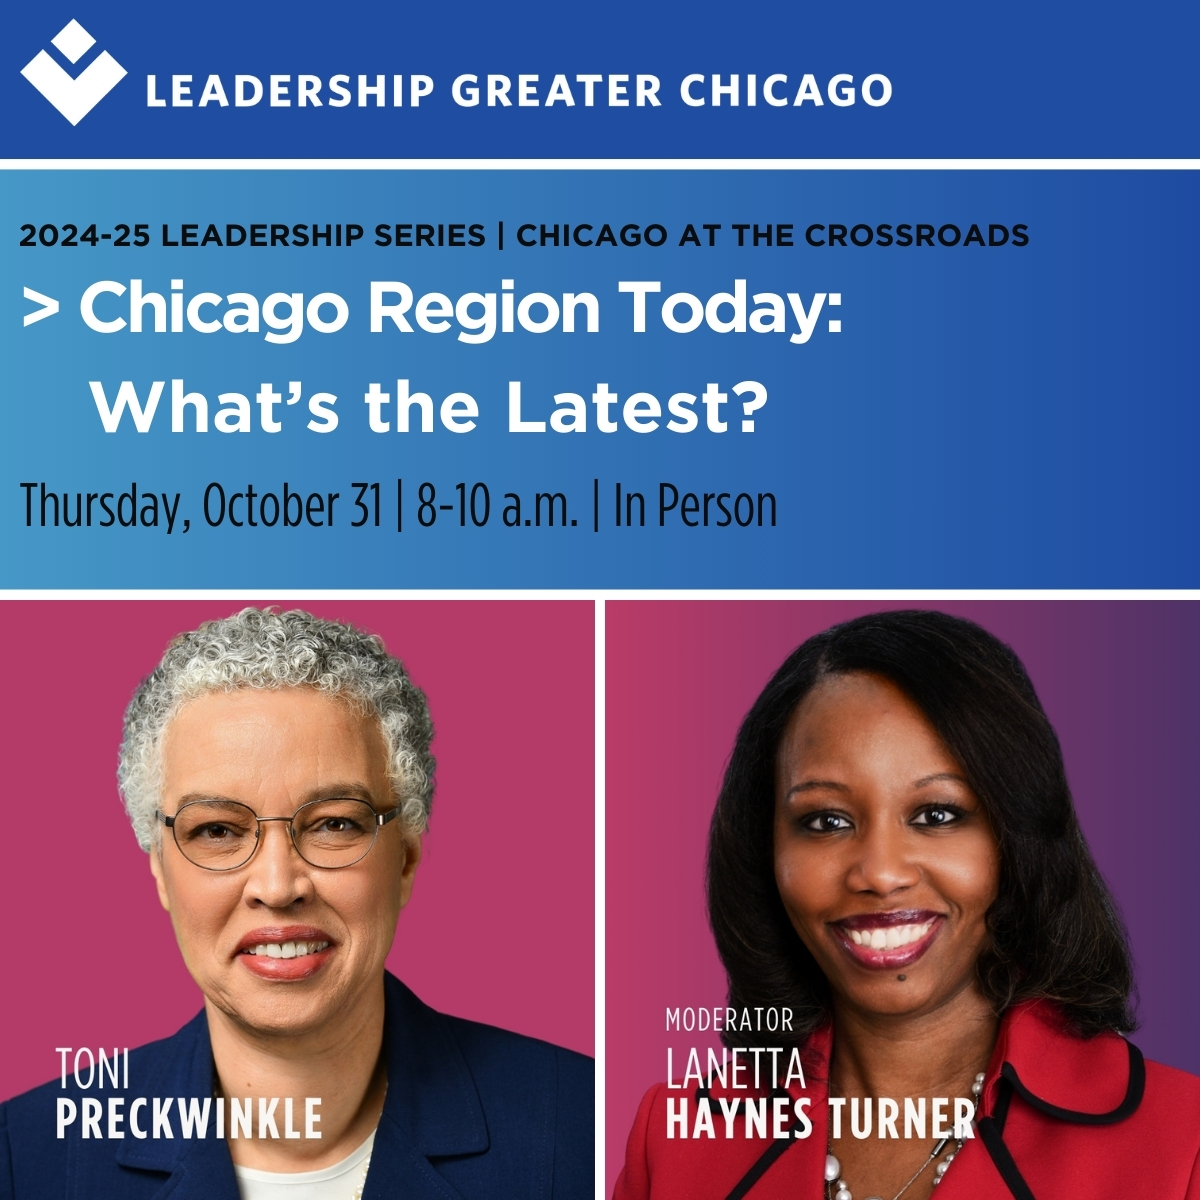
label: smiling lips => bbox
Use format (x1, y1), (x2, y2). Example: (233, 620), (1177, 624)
(832, 910), (944, 969)
(235, 927), (334, 980)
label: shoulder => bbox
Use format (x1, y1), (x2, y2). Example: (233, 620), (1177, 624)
(441, 1008), (594, 1097)
(381, 974), (593, 1200)
(1143, 1055), (1200, 1116)
(0, 1015), (209, 1200)
(979, 1004), (1200, 1197)
(439, 1009), (595, 1187)
(997, 1001), (1200, 1119)
(383, 972), (592, 1104)
(1, 1013), (204, 1124)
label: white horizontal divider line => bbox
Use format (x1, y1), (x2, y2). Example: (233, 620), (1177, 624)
(1, 589), (1199, 601)
(1, 158), (1198, 170)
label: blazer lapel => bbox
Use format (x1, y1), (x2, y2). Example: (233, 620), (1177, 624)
(363, 974), (492, 1199)
(104, 977), (489, 1200)
(362, 1111), (473, 1200)
(111, 1010), (241, 1200)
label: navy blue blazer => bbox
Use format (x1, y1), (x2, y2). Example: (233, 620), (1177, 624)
(0, 972), (593, 1200)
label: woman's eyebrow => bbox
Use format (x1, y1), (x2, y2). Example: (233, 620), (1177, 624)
(911, 772), (969, 788)
(306, 782), (375, 802)
(174, 782), (377, 808)
(177, 791), (239, 805)
(785, 779), (850, 799)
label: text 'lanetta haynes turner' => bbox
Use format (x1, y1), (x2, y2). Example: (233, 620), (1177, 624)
(661, 1008), (975, 1143)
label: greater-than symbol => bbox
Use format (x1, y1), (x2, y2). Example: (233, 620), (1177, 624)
(23, 287), (60, 327)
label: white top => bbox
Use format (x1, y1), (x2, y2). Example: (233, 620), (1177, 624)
(233, 1130), (376, 1200)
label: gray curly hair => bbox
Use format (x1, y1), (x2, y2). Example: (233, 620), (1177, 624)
(118, 608), (435, 851)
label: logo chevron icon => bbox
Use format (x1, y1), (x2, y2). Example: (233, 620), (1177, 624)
(21, 20), (126, 125)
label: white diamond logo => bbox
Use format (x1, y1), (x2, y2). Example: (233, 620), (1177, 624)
(22, 21), (125, 125)
(50, 19), (95, 64)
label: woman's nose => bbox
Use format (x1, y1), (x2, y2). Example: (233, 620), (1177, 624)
(846, 824), (921, 896)
(242, 820), (313, 908)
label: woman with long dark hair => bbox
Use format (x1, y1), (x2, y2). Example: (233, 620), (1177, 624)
(615, 610), (1200, 1200)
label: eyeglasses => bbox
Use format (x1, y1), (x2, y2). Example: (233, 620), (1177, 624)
(157, 798), (398, 871)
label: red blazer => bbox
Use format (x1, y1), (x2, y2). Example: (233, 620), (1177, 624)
(614, 1001), (1200, 1200)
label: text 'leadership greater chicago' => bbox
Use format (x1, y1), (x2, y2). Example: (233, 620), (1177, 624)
(142, 71), (892, 112)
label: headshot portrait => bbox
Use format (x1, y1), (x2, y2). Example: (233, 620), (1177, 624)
(0, 601), (594, 1200)
(606, 603), (1200, 1200)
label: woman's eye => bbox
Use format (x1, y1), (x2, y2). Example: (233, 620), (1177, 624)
(912, 806), (963, 827)
(801, 812), (853, 833)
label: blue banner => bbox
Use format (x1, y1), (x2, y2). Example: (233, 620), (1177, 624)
(6, 167), (1196, 586)
(5, 0), (1197, 159)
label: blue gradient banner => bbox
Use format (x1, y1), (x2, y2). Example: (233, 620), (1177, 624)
(4, 167), (1196, 587)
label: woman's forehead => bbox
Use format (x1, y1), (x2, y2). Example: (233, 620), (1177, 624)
(162, 688), (385, 778)
(778, 673), (956, 779)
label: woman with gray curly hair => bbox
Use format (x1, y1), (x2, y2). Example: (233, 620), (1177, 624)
(0, 608), (593, 1200)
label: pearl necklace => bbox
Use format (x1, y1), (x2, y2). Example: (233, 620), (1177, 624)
(351, 1148), (372, 1200)
(824, 1072), (985, 1200)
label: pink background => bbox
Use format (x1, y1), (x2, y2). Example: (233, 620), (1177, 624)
(605, 600), (1200, 1194)
(0, 600), (594, 1101)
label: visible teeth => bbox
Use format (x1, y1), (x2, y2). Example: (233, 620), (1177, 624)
(246, 939), (331, 957)
(847, 920), (936, 951)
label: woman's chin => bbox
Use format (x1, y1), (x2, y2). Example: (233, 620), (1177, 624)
(842, 977), (940, 1017)
(830, 956), (982, 1020)
(199, 956), (357, 1038)
(216, 985), (346, 1039)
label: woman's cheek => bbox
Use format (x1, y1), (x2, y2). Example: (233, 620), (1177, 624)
(927, 836), (999, 915)
(175, 881), (238, 967)
(775, 850), (827, 933)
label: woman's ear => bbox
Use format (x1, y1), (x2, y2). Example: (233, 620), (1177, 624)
(148, 843), (172, 912)
(397, 832), (423, 910)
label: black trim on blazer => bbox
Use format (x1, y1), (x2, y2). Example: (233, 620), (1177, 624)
(1000, 1039), (1144, 1126)
(978, 1039), (1145, 1200)
(723, 1089), (802, 1200)
(722, 1039), (1146, 1200)
(991, 1072), (1014, 1132)
(977, 1091), (1038, 1200)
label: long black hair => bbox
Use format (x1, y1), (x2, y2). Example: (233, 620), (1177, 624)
(706, 609), (1135, 1046)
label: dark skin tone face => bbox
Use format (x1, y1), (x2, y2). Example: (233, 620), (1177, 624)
(774, 672), (1001, 1199)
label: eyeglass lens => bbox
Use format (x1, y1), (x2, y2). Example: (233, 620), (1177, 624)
(169, 798), (379, 870)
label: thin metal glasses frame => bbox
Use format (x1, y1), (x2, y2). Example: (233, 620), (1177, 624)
(157, 798), (399, 871)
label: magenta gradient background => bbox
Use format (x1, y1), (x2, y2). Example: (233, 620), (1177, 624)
(0, 600), (594, 1101)
(606, 600), (1200, 1192)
